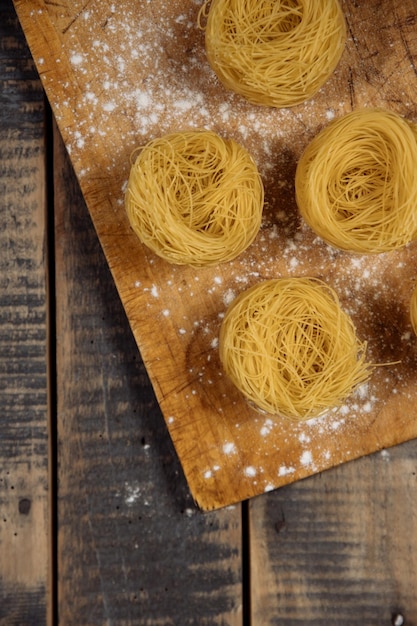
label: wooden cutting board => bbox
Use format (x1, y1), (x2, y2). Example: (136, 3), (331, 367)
(14, 0), (417, 510)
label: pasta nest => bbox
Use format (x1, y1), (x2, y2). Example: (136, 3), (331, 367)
(219, 277), (370, 420)
(295, 108), (417, 253)
(199, 0), (346, 108)
(125, 130), (264, 266)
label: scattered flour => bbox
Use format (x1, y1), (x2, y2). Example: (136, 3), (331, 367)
(278, 466), (295, 477)
(300, 450), (313, 467)
(69, 52), (84, 65)
(222, 289), (236, 307)
(223, 442), (236, 455)
(46, 2), (412, 500)
(124, 482), (141, 505)
(260, 419), (274, 437)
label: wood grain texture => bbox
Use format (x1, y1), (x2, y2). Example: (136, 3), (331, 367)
(53, 124), (242, 625)
(12, 1), (417, 507)
(249, 441), (417, 625)
(0, 2), (49, 624)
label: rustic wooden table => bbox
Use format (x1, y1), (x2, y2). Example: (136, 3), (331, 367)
(2, 1), (417, 624)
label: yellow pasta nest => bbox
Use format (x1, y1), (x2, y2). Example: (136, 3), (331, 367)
(295, 108), (417, 253)
(125, 130), (264, 266)
(199, 0), (346, 108)
(410, 285), (417, 336)
(219, 277), (370, 420)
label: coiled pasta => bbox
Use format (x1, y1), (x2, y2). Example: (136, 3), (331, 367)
(199, 0), (346, 107)
(295, 108), (417, 253)
(125, 130), (264, 266)
(219, 277), (371, 420)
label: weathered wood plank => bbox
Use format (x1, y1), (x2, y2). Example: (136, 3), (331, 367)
(0, 1), (49, 624)
(249, 445), (417, 625)
(53, 123), (243, 625)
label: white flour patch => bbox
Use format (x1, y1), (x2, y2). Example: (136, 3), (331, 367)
(125, 482), (141, 505)
(278, 465), (295, 477)
(70, 52), (84, 65)
(300, 450), (313, 467)
(103, 101), (116, 112)
(223, 288), (236, 307)
(260, 419), (274, 437)
(134, 88), (151, 107)
(355, 383), (369, 400)
(223, 442), (236, 455)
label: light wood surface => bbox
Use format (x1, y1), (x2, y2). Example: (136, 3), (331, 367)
(12, 0), (417, 510)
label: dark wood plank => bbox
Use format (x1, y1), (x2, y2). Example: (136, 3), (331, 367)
(53, 123), (243, 625)
(250, 444), (417, 624)
(0, 1), (50, 624)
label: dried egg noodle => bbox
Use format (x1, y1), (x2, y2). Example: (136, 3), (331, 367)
(410, 284), (417, 336)
(219, 278), (371, 421)
(295, 108), (417, 253)
(199, 0), (346, 107)
(125, 130), (264, 266)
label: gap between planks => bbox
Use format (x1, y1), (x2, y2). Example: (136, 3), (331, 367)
(45, 102), (58, 626)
